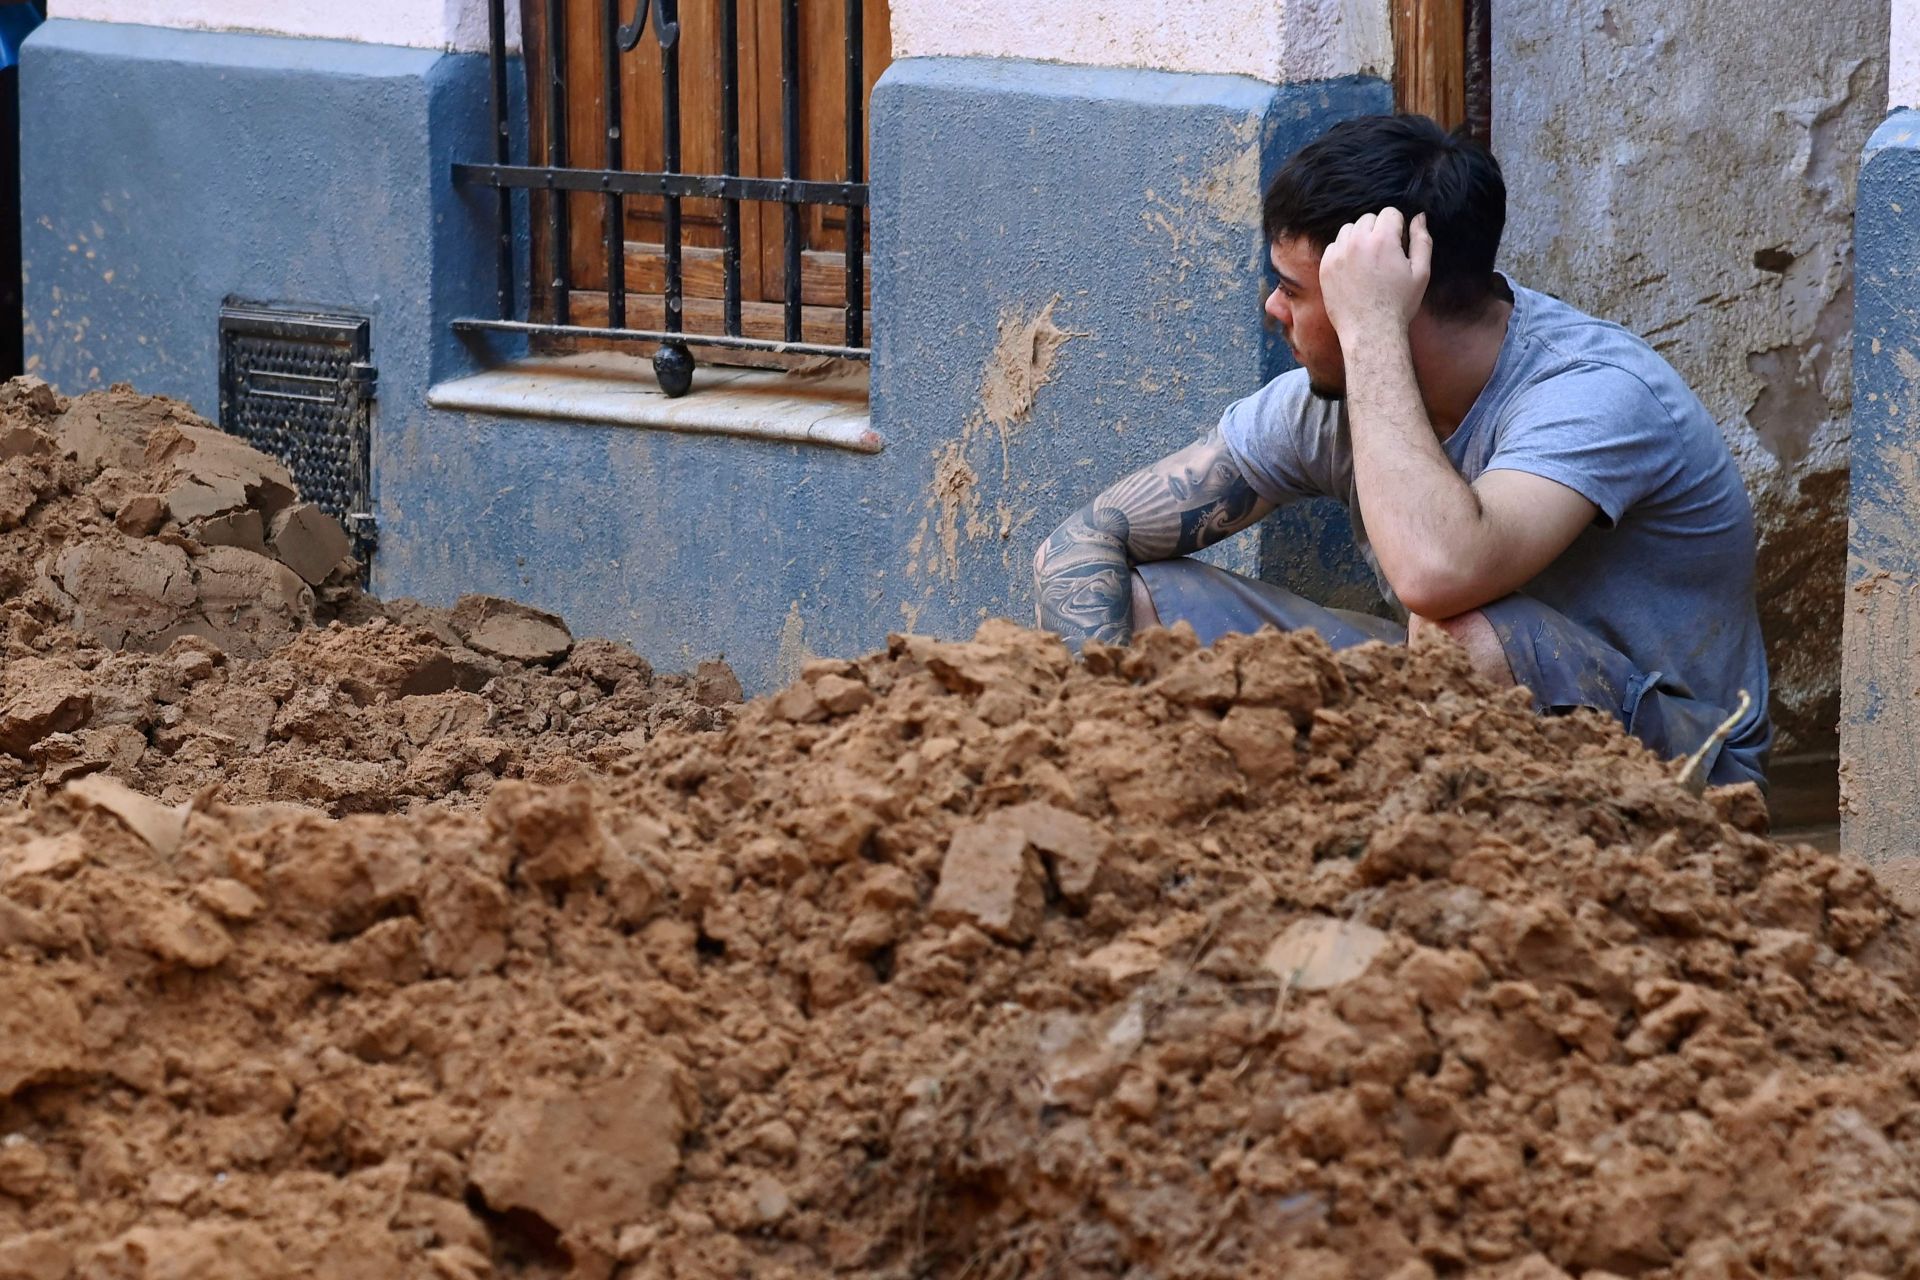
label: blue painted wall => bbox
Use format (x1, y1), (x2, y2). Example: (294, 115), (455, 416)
(22, 25), (1387, 690)
(19, 19), (502, 438)
(1843, 108), (1920, 865)
(871, 59), (1390, 642)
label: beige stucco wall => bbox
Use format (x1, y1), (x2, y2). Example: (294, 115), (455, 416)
(889, 0), (1389, 83)
(49, 0), (515, 51)
(1895, 0), (1919, 105)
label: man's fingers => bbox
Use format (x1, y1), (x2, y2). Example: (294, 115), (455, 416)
(1408, 211), (1434, 276)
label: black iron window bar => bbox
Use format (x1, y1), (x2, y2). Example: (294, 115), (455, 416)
(453, 0), (869, 397)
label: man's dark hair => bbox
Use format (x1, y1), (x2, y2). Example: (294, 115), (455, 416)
(1262, 114), (1506, 320)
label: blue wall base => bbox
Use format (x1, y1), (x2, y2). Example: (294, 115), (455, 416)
(1843, 108), (1920, 866)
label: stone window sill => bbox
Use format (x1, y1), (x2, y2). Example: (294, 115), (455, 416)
(426, 352), (881, 453)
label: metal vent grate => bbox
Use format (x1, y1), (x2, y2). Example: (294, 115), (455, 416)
(218, 304), (377, 564)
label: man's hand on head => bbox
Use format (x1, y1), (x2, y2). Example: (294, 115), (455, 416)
(1317, 207), (1432, 345)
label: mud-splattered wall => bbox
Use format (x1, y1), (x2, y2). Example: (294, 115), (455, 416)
(1493, 0), (1888, 762)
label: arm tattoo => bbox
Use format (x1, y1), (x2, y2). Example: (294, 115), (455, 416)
(1034, 427), (1270, 651)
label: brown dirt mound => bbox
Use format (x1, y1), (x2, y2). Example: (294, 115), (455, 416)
(0, 378), (739, 811)
(2, 615), (1914, 1280)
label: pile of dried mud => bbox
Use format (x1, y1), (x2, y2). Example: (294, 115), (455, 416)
(5, 578), (1918, 1280)
(0, 378), (738, 813)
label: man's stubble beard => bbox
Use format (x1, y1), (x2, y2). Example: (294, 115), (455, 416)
(1308, 381), (1346, 402)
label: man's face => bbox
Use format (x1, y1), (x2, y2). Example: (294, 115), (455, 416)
(1265, 236), (1346, 400)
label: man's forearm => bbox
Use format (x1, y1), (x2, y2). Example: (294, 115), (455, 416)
(1034, 506), (1134, 650)
(1342, 331), (1488, 611)
(1033, 427), (1272, 651)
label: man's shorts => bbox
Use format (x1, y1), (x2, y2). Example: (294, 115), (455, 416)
(1135, 558), (1767, 792)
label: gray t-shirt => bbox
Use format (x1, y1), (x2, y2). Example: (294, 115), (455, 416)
(1219, 278), (1770, 749)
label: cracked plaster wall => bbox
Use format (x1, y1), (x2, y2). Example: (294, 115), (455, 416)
(1494, 0), (1887, 760)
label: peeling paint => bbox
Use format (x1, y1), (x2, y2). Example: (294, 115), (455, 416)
(1745, 281), (1853, 465)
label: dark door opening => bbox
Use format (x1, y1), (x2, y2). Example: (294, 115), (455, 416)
(1, 2), (47, 381)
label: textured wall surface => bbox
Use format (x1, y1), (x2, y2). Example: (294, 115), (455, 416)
(889, 0), (1389, 85)
(48, 0), (513, 51)
(20, 19), (504, 534)
(375, 62), (1387, 691)
(1494, 0), (1888, 760)
(1843, 110), (1920, 868)
(1895, 0), (1918, 107)
(870, 59), (1389, 660)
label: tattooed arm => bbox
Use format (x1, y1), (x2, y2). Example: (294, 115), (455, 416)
(1032, 427), (1273, 650)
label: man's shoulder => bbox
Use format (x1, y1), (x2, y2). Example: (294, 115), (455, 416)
(1232, 367), (1343, 430)
(1503, 283), (1706, 428)
(1218, 368), (1349, 502)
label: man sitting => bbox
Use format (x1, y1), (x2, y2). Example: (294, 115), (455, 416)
(1031, 114), (1770, 790)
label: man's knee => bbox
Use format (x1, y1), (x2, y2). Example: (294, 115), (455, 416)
(1130, 569), (1160, 630)
(1410, 608), (1514, 686)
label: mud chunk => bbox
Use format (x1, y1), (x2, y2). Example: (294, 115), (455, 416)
(1357, 813), (1479, 884)
(1445, 1132), (1524, 1192)
(0, 374), (61, 417)
(470, 1061), (693, 1257)
(0, 900), (59, 951)
(188, 508), (268, 556)
(186, 546), (313, 656)
(1235, 633), (1341, 722)
(47, 538), (194, 649)
(812, 673), (875, 716)
(0, 677), (91, 757)
(1039, 999), (1146, 1111)
(53, 390), (165, 471)
(4, 833), (86, 882)
(194, 878), (264, 923)
(0, 467), (46, 531)
(1747, 927), (1816, 981)
(65, 774), (187, 857)
(1000, 801), (1114, 902)
(1216, 704), (1298, 784)
(421, 863), (511, 977)
(772, 681), (827, 724)
(1153, 645), (1238, 708)
(1075, 938), (1167, 990)
(133, 897), (234, 970)
(0, 423), (54, 461)
(449, 594), (573, 664)
(267, 502), (351, 586)
(0, 1230), (70, 1280)
(0, 978), (83, 1096)
(929, 815), (1046, 943)
(48, 539), (311, 658)
(113, 492), (168, 536)
(488, 781), (612, 884)
(80, 1223), (283, 1280)
(694, 658), (744, 707)
(564, 637), (655, 690)
(146, 422), (296, 523)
